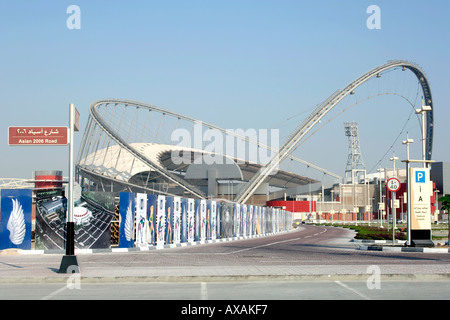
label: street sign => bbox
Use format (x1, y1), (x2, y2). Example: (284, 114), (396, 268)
(409, 167), (432, 230)
(386, 177), (401, 192)
(8, 126), (68, 146)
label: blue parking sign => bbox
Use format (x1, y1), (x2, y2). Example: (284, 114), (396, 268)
(415, 170), (426, 183)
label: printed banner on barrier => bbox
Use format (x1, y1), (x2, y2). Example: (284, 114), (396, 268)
(234, 203), (240, 237)
(200, 199), (206, 242)
(156, 195), (166, 247)
(148, 194), (157, 245)
(0, 189), (32, 250)
(135, 193), (148, 246)
(173, 197), (181, 244)
(215, 201), (221, 240)
(165, 196), (173, 245)
(220, 202), (233, 238)
(210, 200), (217, 240)
(35, 190), (114, 250)
(119, 192), (135, 248)
(194, 199), (200, 241)
(180, 198), (188, 243)
(187, 198), (195, 242)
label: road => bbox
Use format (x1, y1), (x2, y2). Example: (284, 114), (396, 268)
(1, 224), (450, 302)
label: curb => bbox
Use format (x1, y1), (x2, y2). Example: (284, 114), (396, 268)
(353, 238), (450, 253)
(8, 232), (283, 256)
(2, 272), (450, 284)
(357, 245), (450, 253)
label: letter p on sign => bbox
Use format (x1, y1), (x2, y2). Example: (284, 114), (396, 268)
(415, 171), (425, 183)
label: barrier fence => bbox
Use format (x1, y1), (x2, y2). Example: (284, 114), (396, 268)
(0, 189), (293, 251)
(118, 192), (293, 249)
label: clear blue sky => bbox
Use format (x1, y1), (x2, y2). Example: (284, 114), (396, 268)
(0, 1), (449, 179)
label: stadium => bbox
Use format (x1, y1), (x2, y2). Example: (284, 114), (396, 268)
(75, 60), (434, 213)
(76, 98), (320, 206)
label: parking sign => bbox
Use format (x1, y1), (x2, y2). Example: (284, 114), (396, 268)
(415, 170), (426, 183)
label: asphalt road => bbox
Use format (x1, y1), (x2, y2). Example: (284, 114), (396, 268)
(1, 224), (450, 302)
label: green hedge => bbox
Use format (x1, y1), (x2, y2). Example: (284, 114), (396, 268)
(342, 225), (407, 240)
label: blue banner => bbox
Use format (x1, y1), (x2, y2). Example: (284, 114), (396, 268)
(215, 201), (221, 239)
(194, 199), (200, 241)
(156, 195), (166, 247)
(0, 189), (32, 250)
(180, 198), (187, 243)
(118, 192), (135, 248)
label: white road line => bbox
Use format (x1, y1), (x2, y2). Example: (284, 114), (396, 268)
(200, 282), (208, 300)
(227, 227), (327, 254)
(335, 281), (370, 300)
(40, 285), (67, 300)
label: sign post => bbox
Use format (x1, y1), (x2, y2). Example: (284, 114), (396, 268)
(8, 104), (81, 271)
(408, 167), (434, 247)
(402, 158), (435, 247)
(386, 177), (401, 242)
(58, 104), (80, 273)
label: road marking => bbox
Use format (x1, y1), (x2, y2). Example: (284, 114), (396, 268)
(40, 285), (67, 300)
(200, 282), (208, 300)
(226, 226), (327, 254)
(335, 281), (370, 300)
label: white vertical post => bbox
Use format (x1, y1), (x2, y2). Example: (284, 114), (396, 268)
(68, 103), (74, 228)
(403, 134), (413, 246)
(58, 103), (79, 273)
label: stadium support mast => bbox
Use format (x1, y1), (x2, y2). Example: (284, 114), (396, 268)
(344, 122), (366, 184)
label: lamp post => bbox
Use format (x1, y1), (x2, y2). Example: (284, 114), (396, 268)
(402, 134), (414, 246)
(377, 167), (383, 227)
(415, 102), (432, 168)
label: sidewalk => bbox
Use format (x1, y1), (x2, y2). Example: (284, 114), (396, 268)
(1, 232), (450, 283)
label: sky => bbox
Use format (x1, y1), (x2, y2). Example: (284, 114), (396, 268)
(0, 0), (449, 180)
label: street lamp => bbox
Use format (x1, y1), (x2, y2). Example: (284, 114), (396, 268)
(415, 103), (432, 168)
(390, 152), (399, 177)
(403, 134), (414, 246)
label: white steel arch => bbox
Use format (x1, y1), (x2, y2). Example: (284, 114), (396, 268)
(79, 98), (342, 198)
(234, 60), (434, 204)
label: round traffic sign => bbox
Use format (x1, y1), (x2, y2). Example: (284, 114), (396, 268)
(386, 177), (401, 192)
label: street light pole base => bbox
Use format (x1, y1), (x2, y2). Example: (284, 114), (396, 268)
(58, 255), (80, 273)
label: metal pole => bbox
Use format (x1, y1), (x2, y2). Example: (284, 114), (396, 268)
(392, 191), (396, 242)
(406, 162), (411, 246)
(403, 134), (413, 246)
(58, 103), (79, 273)
(67, 103), (75, 256)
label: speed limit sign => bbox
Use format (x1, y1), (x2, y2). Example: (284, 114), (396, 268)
(386, 177), (401, 192)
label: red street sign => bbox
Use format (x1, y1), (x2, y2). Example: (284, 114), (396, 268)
(8, 126), (68, 146)
(386, 177), (401, 192)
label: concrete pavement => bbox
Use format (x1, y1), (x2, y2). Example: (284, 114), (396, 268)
(1, 228), (450, 284)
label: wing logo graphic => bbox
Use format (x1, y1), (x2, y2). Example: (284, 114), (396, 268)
(7, 198), (26, 245)
(124, 200), (134, 241)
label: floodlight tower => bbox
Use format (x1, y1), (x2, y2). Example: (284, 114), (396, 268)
(344, 122), (366, 184)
